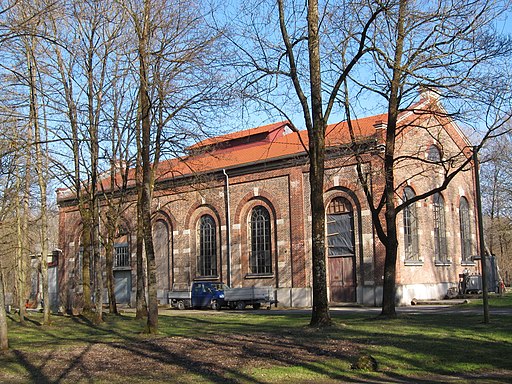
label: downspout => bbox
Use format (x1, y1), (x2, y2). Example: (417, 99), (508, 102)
(223, 169), (232, 286)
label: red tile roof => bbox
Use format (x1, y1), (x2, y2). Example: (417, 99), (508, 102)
(154, 113), (385, 182)
(87, 114), (384, 195)
(60, 100), (469, 201)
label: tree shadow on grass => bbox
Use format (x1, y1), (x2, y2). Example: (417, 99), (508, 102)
(11, 349), (52, 384)
(5, 311), (512, 384)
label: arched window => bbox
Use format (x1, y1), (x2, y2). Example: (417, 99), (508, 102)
(403, 187), (419, 262)
(459, 197), (472, 262)
(427, 145), (442, 162)
(154, 220), (170, 292)
(249, 206), (272, 274)
(433, 193), (448, 263)
(197, 215), (217, 277)
(326, 197), (354, 257)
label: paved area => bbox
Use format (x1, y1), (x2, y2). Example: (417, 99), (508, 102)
(150, 299), (512, 317)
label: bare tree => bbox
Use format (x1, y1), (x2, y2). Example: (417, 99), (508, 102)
(0, 118), (18, 350)
(44, 0), (126, 321)
(24, 27), (51, 325)
(121, 0), (223, 333)
(8, 0), (55, 325)
(343, 0), (512, 317)
(98, 47), (137, 315)
(481, 135), (512, 286)
(226, 0), (383, 326)
(45, 3), (95, 314)
(13, 125), (29, 324)
(99, 54), (136, 316)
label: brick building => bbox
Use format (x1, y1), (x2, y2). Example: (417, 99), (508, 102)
(56, 93), (481, 309)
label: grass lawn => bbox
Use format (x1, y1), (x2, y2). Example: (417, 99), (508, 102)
(1, 293), (511, 383)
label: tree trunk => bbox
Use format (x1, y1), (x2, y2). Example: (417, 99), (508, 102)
(35, 108), (51, 326)
(135, 96), (147, 320)
(380, 0), (406, 318)
(136, 0), (158, 334)
(14, 132), (27, 324)
(27, 35), (51, 324)
(135, 190), (147, 319)
(81, 213), (93, 313)
(142, 182), (158, 333)
(105, 222), (117, 315)
(86, 20), (103, 324)
(0, 270), (8, 350)
(92, 207), (103, 324)
(307, 0), (331, 327)
(381, 208), (399, 317)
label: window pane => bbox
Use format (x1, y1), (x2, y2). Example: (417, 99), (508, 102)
(250, 206), (272, 274)
(403, 187), (419, 261)
(326, 197), (355, 257)
(433, 193), (448, 262)
(459, 198), (471, 262)
(198, 215), (217, 276)
(114, 245), (130, 268)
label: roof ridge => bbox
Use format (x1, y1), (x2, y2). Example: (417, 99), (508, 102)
(187, 120), (290, 150)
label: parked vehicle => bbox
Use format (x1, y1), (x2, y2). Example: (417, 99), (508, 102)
(168, 282), (277, 310)
(168, 281), (227, 310)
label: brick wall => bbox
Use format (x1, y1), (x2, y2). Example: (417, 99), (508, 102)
(57, 112), (478, 308)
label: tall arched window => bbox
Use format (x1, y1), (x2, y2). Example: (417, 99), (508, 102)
(433, 193), (448, 263)
(249, 206), (272, 274)
(403, 187), (419, 262)
(154, 220), (170, 292)
(459, 197), (472, 262)
(198, 215), (217, 277)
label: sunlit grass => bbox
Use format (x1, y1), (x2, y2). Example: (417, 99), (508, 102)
(464, 290), (512, 308)
(2, 294), (511, 383)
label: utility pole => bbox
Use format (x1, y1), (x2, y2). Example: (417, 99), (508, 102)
(473, 147), (489, 324)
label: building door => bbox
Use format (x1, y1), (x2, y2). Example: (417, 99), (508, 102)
(326, 197), (356, 302)
(114, 270), (131, 304)
(328, 256), (355, 302)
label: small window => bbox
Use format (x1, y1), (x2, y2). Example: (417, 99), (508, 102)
(403, 187), (419, 262)
(427, 145), (441, 162)
(114, 244), (130, 268)
(327, 197), (352, 214)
